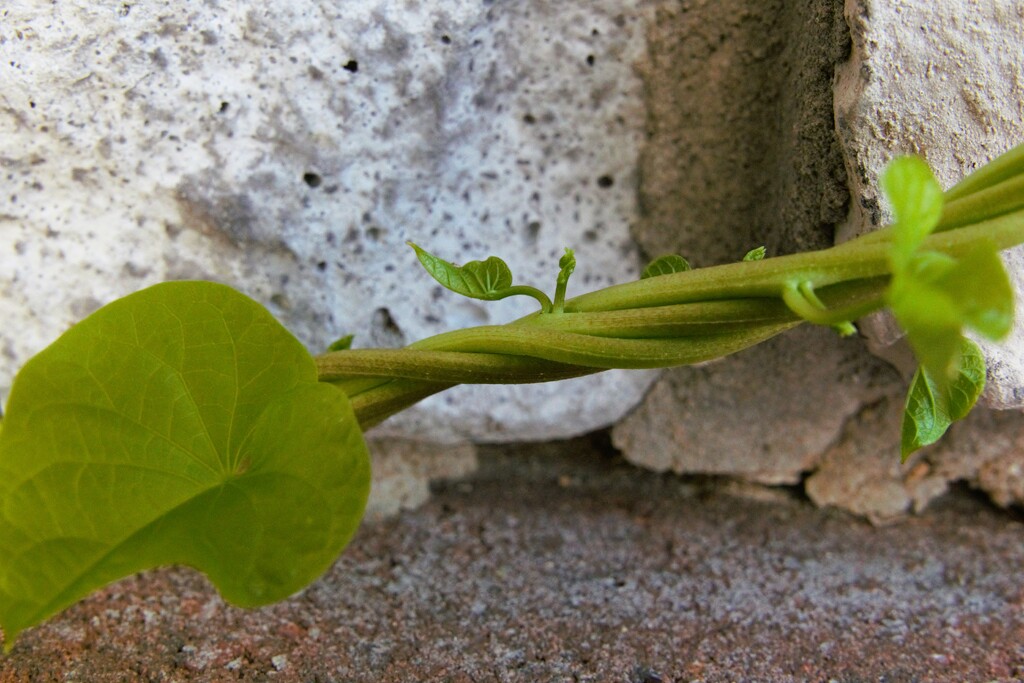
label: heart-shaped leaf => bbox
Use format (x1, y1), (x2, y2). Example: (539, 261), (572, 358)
(0, 281), (370, 649)
(408, 241), (513, 299)
(901, 337), (986, 460)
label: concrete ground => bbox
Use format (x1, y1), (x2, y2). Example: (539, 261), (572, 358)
(2, 432), (1023, 682)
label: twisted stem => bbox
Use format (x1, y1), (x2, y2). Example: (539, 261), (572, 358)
(316, 163), (1024, 430)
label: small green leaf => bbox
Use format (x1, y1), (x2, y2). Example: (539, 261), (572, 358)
(327, 334), (355, 352)
(743, 246), (766, 262)
(552, 248), (577, 313)
(558, 248), (576, 286)
(882, 156), (944, 268)
(0, 282), (370, 648)
(641, 254), (691, 279)
(408, 241), (513, 299)
(407, 241), (553, 312)
(881, 155), (1014, 392)
(901, 337), (986, 461)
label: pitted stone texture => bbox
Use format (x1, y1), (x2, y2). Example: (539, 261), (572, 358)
(834, 0), (1024, 408)
(612, 325), (900, 485)
(0, 2), (657, 441)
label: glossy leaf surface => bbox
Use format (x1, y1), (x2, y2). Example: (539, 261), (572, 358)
(0, 282), (370, 648)
(901, 337), (986, 460)
(742, 246), (766, 262)
(408, 242), (514, 299)
(641, 254), (691, 279)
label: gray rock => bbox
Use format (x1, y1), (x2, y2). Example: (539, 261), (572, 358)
(633, 0), (850, 263)
(807, 390), (1024, 518)
(613, 325), (899, 485)
(615, 0), (1024, 513)
(363, 437), (477, 522)
(835, 0), (1024, 408)
(4, 0), (1024, 519)
(0, 1), (657, 442)
(798, 0), (1024, 516)
(805, 395), (934, 522)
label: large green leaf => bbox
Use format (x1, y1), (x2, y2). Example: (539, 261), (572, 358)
(0, 281), (370, 649)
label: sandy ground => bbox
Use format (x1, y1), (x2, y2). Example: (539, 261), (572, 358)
(2, 432), (1022, 682)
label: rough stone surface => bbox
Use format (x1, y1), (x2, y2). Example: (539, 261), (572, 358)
(633, 0), (850, 264)
(363, 437), (477, 522)
(806, 395), (948, 522)
(834, 0), (1024, 407)
(0, 1), (658, 442)
(4, 0), (1024, 522)
(614, 325), (899, 485)
(823, 0), (1024, 512)
(808, 390), (1024, 520)
(612, 1), (872, 485)
(2, 438), (1023, 681)
(615, 0), (1024, 512)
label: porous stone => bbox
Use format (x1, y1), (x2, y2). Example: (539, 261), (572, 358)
(834, 0), (1024, 407)
(805, 395), (939, 522)
(0, 2), (658, 442)
(5, 0), (1024, 521)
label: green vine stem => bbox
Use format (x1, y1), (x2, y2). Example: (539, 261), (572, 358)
(316, 148), (1024, 430)
(322, 218), (1024, 428)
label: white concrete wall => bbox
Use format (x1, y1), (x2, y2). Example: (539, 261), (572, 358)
(3, 0), (1024, 517)
(0, 1), (657, 443)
